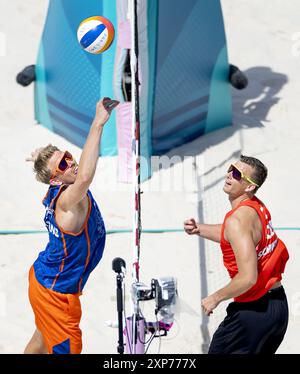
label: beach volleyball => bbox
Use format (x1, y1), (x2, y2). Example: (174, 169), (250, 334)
(77, 16), (115, 54)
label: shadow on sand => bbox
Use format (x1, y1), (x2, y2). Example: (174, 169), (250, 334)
(155, 66), (288, 170)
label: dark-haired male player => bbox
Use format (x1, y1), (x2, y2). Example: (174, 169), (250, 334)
(184, 155), (289, 354)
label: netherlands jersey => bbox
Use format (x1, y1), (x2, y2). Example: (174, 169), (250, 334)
(33, 185), (106, 294)
(220, 196), (289, 302)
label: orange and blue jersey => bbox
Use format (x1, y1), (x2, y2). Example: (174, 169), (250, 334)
(33, 185), (106, 294)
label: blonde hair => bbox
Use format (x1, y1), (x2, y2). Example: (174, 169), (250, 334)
(33, 144), (60, 184)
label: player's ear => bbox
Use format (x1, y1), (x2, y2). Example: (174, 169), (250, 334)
(245, 184), (256, 193)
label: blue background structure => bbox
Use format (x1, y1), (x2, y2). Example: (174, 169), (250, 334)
(35, 0), (231, 171)
(35, 0), (117, 155)
(150, 0), (231, 155)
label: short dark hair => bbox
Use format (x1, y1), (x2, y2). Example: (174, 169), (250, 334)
(240, 155), (268, 193)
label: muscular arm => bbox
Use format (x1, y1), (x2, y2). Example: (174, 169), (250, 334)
(197, 224), (222, 243)
(215, 215), (258, 301)
(201, 211), (258, 315)
(58, 99), (118, 211)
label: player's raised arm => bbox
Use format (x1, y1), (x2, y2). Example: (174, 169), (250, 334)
(57, 98), (119, 211)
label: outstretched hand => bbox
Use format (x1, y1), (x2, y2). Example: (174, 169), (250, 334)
(103, 97), (120, 113)
(94, 97), (120, 126)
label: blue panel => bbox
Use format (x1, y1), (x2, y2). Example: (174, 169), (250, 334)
(153, 125), (206, 155)
(151, 0), (231, 154)
(99, 0), (118, 156)
(35, 43), (53, 131)
(52, 338), (70, 354)
(206, 46), (232, 133)
(35, 0), (117, 156)
(139, 0), (159, 181)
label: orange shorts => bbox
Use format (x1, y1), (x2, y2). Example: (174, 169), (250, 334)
(28, 266), (82, 354)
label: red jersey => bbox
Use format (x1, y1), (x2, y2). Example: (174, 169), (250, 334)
(220, 196), (289, 302)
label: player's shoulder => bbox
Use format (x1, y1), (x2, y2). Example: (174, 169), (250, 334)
(235, 204), (258, 217)
(228, 205), (257, 226)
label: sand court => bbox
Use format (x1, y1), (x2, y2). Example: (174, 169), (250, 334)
(0, 0), (299, 353)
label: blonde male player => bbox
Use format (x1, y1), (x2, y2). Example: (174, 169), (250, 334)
(24, 98), (119, 354)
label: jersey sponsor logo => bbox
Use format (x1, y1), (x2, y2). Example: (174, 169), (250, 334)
(266, 220), (275, 240)
(45, 220), (60, 238)
(257, 239), (278, 260)
(45, 206), (54, 220)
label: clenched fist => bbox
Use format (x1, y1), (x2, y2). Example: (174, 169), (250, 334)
(183, 218), (199, 235)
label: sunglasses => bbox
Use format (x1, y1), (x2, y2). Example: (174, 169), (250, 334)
(51, 151), (73, 178)
(227, 164), (259, 187)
